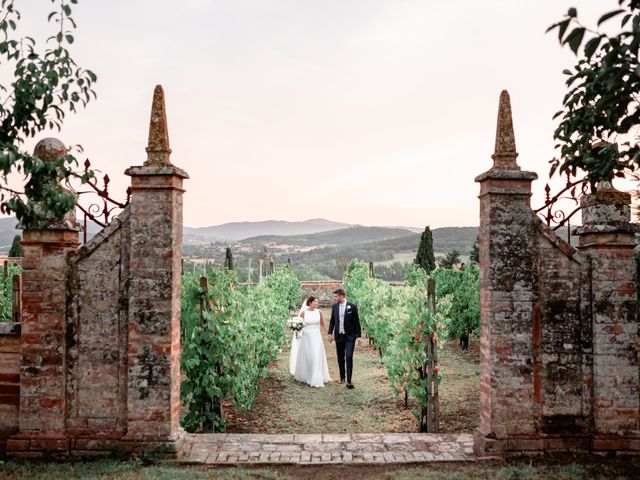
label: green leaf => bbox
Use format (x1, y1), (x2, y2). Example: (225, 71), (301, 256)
(584, 36), (602, 59)
(558, 19), (570, 42)
(597, 9), (625, 26)
(565, 27), (586, 54)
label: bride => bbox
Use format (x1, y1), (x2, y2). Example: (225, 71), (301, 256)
(291, 296), (331, 388)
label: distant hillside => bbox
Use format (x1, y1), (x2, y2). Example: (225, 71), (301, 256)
(0, 217), (19, 249)
(184, 218), (352, 243)
(432, 226), (478, 254)
(242, 226), (416, 247)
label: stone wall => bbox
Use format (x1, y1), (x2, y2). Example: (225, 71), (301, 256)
(474, 90), (639, 456)
(0, 322), (20, 453)
(5, 85), (188, 459)
(300, 281), (342, 308)
(65, 208), (131, 445)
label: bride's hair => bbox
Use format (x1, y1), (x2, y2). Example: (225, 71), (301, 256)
(306, 296), (317, 306)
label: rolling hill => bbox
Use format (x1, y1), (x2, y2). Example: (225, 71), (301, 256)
(183, 218), (353, 243)
(241, 226), (417, 247)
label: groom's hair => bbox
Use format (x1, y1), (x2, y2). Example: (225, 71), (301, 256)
(306, 296), (317, 306)
(333, 288), (346, 297)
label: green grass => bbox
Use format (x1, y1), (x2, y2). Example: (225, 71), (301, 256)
(225, 309), (416, 433)
(225, 311), (480, 434)
(0, 461), (288, 480)
(2, 459), (638, 480)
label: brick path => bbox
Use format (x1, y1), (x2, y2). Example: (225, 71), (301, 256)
(179, 433), (474, 465)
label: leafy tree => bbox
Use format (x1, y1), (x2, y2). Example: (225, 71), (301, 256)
(224, 247), (234, 270)
(414, 226), (435, 273)
(0, 261), (21, 322)
(439, 249), (461, 269)
(7, 234), (21, 257)
(0, 0), (97, 229)
(547, 1), (640, 188)
(469, 236), (479, 263)
(431, 265), (480, 350)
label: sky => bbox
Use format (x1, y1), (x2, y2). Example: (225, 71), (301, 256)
(5, 0), (621, 228)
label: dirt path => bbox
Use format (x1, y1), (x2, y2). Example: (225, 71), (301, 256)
(225, 309), (479, 434)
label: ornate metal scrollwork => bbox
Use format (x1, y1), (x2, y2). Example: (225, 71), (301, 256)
(534, 173), (588, 244)
(65, 159), (131, 242)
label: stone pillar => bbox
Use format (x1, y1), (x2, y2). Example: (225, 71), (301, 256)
(122, 85), (188, 453)
(474, 91), (539, 455)
(575, 184), (639, 451)
(7, 138), (81, 457)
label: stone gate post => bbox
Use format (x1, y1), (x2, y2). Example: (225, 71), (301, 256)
(121, 85), (189, 453)
(474, 91), (539, 454)
(575, 184), (640, 451)
(7, 139), (81, 455)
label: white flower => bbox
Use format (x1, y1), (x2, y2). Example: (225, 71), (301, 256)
(286, 316), (305, 332)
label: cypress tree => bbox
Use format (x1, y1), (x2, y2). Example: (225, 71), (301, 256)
(470, 235), (479, 263)
(414, 226), (436, 273)
(8, 235), (22, 258)
(224, 247), (234, 270)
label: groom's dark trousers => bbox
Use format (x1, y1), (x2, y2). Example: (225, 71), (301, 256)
(335, 333), (356, 383)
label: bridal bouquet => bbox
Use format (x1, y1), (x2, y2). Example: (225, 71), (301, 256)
(286, 316), (305, 339)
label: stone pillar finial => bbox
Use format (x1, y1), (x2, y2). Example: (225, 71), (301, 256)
(145, 85), (172, 165)
(491, 90), (520, 170)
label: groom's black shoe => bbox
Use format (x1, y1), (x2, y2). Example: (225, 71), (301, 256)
(346, 382), (354, 389)
(339, 379), (345, 384)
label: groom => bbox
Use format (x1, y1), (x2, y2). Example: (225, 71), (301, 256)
(328, 288), (361, 389)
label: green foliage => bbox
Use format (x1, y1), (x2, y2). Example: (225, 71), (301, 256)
(404, 263), (427, 288)
(431, 265), (480, 343)
(439, 249), (461, 269)
(469, 236), (479, 263)
(0, 262), (21, 322)
(180, 266), (300, 433)
(547, 1), (640, 187)
(0, 0), (97, 229)
(415, 226), (436, 273)
(344, 260), (449, 430)
(8, 234), (21, 257)
(224, 247), (234, 270)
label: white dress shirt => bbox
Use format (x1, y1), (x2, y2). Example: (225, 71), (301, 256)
(338, 301), (346, 334)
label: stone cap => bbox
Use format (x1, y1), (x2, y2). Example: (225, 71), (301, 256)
(125, 164), (189, 179)
(574, 183), (633, 233)
(475, 168), (538, 183)
(477, 90), (538, 182)
(145, 85), (172, 165)
(573, 223), (639, 235)
(491, 90), (519, 170)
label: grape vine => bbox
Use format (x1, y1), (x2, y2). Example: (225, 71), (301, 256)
(180, 266), (300, 432)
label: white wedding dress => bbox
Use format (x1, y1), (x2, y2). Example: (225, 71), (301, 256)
(293, 309), (331, 387)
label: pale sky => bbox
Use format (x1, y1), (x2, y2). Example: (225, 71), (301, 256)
(7, 0), (619, 228)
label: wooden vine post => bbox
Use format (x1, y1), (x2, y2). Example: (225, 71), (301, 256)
(12, 273), (21, 323)
(420, 277), (440, 432)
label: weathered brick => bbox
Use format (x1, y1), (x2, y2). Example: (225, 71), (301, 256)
(474, 91), (639, 457)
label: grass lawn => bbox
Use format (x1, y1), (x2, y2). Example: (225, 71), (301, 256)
(2, 458), (639, 479)
(224, 309), (479, 434)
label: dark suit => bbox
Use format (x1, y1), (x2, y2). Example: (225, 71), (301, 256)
(328, 301), (361, 383)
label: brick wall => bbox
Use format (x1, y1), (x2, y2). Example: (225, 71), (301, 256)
(300, 281), (342, 307)
(474, 90), (639, 456)
(65, 209), (131, 445)
(5, 85), (188, 459)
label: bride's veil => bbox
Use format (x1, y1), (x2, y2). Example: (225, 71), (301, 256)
(298, 297), (310, 316)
